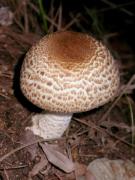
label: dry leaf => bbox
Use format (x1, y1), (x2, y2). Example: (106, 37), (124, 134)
(39, 142), (75, 173)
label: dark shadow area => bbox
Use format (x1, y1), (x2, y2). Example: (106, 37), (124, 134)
(0, 174), (4, 180)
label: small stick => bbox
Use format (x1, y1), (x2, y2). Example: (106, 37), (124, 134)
(0, 165), (27, 170)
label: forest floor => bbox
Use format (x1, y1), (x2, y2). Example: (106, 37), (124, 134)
(0, 1), (135, 179)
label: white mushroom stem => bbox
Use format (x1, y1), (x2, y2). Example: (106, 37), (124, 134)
(26, 113), (73, 139)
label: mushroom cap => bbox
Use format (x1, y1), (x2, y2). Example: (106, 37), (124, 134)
(20, 31), (120, 113)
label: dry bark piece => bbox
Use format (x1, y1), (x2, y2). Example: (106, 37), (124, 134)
(86, 158), (135, 180)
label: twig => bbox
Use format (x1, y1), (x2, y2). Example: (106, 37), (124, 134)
(0, 72), (13, 79)
(57, 3), (62, 30)
(126, 96), (135, 146)
(24, 2), (29, 33)
(41, 13), (59, 30)
(48, 0), (55, 32)
(29, 0), (59, 30)
(62, 13), (81, 31)
(101, 0), (135, 16)
(0, 93), (10, 99)
(0, 165), (27, 170)
(28, 2), (39, 13)
(4, 169), (9, 180)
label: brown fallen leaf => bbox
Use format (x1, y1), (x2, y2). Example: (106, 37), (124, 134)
(39, 142), (75, 173)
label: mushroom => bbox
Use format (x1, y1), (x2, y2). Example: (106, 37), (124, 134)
(20, 31), (120, 139)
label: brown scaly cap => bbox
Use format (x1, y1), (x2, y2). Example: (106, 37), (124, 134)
(20, 31), (120, 113)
